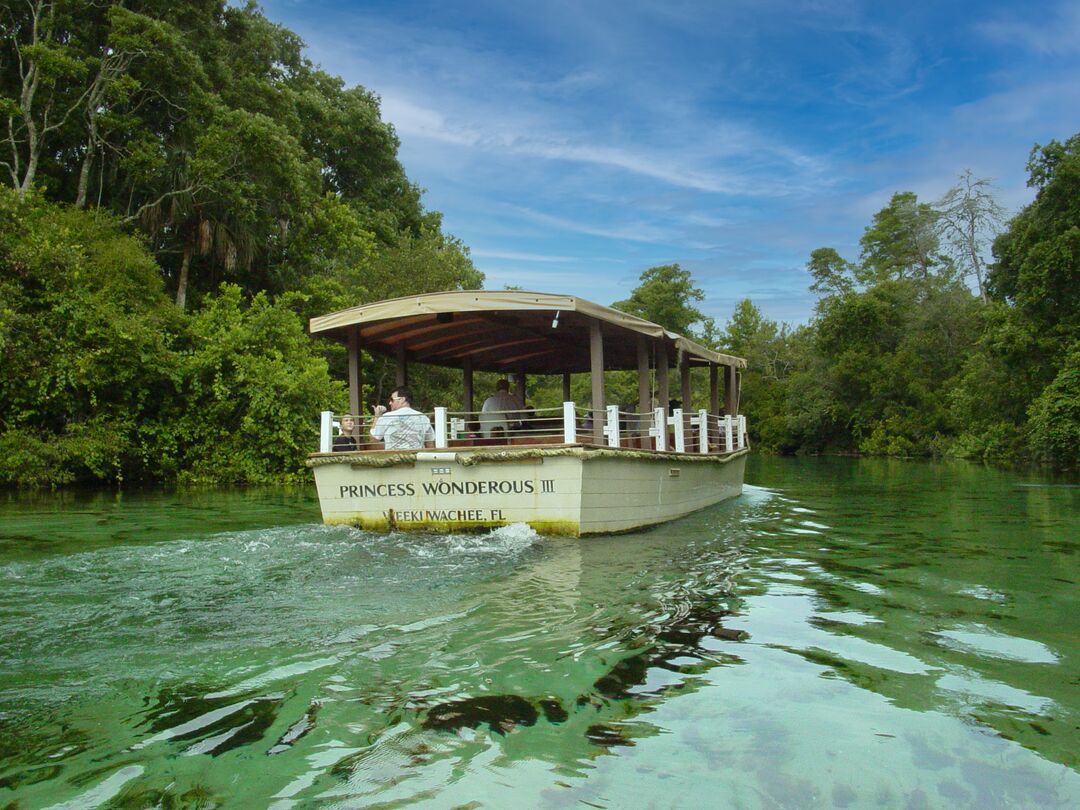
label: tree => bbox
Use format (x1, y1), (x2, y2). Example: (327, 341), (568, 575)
(612, 264), (711, 337)
(1, 0), (89, 198)
(933, 170), (1007, 303)
(151, 284), (342, 483)
(988, 134), (1080, 350)
(0, 186), (181, 484)
(859, 191), (951, 284)
(1028, 343), (1080, 468)
(807, 247), (856, 298)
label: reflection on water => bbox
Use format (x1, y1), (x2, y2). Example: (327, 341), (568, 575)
(0, 458), (1078, 808)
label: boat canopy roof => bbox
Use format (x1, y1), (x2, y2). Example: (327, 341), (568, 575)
(309, 290), (746, 374)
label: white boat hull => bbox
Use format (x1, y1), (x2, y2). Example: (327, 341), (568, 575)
(310, 446), (747, 536)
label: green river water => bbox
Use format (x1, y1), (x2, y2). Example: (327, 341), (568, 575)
(0, 457), (1077, 808)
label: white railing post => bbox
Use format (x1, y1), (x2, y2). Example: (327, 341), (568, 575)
(652, 407), (667, 451)
(724, 415), (734, 453)
(320, 410), (333, 453)
(605, 404), (620, 448)
(698, 409), (709, 454)
(738, 415), (747, 450)
(670, 408), (685, 453)
(563, 401), (576, 444)
(434, 406), (448, 448)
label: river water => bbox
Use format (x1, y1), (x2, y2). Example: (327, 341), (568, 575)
(1, 457), (1077, 808)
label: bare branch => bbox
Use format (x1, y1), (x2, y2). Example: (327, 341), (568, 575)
(123, 183), (206, 224)
(933, 170), (1008, 303)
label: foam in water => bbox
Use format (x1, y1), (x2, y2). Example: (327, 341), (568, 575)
(400, 523), (541, 559)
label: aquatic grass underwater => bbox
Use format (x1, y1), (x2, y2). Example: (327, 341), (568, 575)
(0, 458), (1078, 808)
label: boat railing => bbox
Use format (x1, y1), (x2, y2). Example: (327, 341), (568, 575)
(319, 404), (748, 455)
(446, 405), (569, 446)
(318, 412), (385, 452)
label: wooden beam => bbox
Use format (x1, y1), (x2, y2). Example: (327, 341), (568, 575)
(396, 343), (407, 387)
(359, 314), (485, 342)
(463, 356), (473, 414)
(656, 344), (669, 417)
(514, 372), (526, 405)
(562, 372), (571, 402)
(681, 352), (692, 439)
(348, 326), (362, 417)
(725, 365), (738, 415)
(680, 353), (692, 410)
(710, 364), (720, 415)
(590, 319), (605, 444)
(637, 335), (650, 436)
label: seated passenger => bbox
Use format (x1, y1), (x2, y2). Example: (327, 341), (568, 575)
(479, 379), (523, 438)
(333, 415), (358, 452)
(370, 387), (434, 450)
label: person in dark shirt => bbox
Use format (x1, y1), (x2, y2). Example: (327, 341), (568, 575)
(333, 415), (358, 452)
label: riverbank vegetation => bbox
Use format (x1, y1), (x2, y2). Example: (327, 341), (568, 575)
(717, 139), (1080, 470)
(2, 3), (1077, 485)
(1, 0), (479, 486)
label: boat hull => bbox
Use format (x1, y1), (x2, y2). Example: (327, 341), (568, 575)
(310, 446), (747, 536)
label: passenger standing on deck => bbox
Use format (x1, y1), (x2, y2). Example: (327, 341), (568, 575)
(370, 387), (434, 449)
(479, 379), (523, 437)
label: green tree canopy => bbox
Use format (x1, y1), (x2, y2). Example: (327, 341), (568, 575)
(612, 263), (712, 338)
(859, 191), (952, 284)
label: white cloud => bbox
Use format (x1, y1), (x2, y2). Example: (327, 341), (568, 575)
(381, 90), (823, 196)
(510, 205), (679, 245)
(470, 249), (576, 263)
(977, 3), (1080, 55)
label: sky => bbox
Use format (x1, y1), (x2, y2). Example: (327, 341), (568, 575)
(259, 0), (1080, 325)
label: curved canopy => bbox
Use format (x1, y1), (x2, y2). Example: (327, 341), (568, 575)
(309, 290), (746, 374)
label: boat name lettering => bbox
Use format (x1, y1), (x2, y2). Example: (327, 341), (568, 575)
(393, 508), (506, 522)
(339, 483), (416, 498)
(420, 480), (535, 496)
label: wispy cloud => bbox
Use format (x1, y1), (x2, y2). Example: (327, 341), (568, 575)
(977, 3), (1080, 55)
(259, 0), (1074, 324)
(381, 93), (824, 196)
(510, 205), (680, 245)
(470, 249), (576, 263)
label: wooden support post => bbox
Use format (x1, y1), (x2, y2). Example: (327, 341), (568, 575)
(656, 345), (669, 419)
(396, 343), (407, 388)
(710, 364), (720, 416)
(514, 372), (526, 406)
(347, 326), (362, 417)
(590, 319), (605, 445)
(680, 355), (692, 411)
(709, 363), (720, 450)
(463, 357), (474, 414)
(725, 365), (738, 415)
(562, 372), (572, 403)
(637, 335), (650, 439)
(681, 354), (693, 446)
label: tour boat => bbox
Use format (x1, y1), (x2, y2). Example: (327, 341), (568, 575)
(307, 291), (748, 536)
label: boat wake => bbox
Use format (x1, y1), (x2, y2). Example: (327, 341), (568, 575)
(405, 522), (541, 559)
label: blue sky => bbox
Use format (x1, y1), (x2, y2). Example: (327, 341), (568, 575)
(260, 0), (1080, 325)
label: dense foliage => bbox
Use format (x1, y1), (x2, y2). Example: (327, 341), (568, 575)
(1, 1), (479, 485)
(721, 136), (1080, 470)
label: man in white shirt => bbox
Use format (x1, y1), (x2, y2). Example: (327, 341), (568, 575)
(479, 379), (523, 438)
(370, 387), (434, 449)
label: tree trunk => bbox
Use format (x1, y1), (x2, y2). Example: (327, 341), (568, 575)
(75, 141), (94, 208)
(176, 241), (193, 310)
(17, 115), (40, 200)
